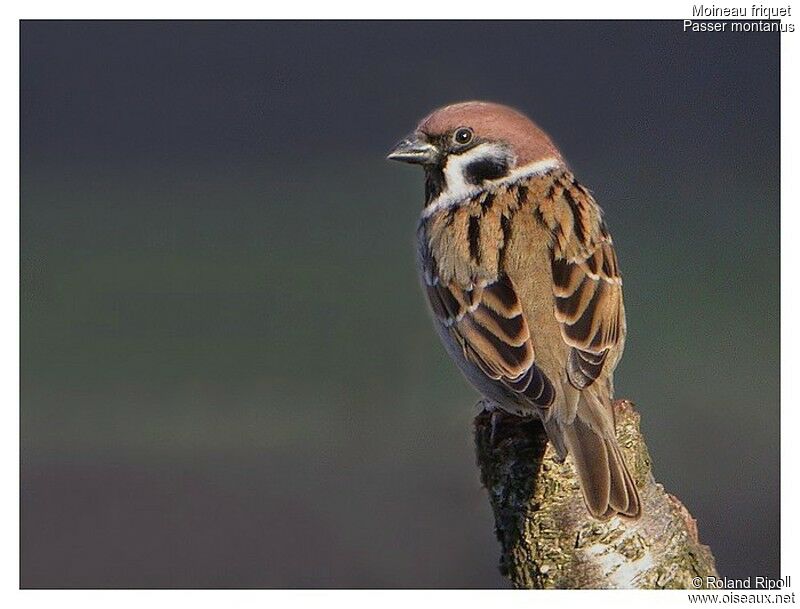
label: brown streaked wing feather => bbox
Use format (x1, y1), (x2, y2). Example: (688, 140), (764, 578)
(456, 313), (532, 379)
(551, 188), (624, 390)
(427, 275), (555, 407)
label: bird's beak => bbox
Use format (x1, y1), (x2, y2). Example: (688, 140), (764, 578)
(386, 135), (439, 165)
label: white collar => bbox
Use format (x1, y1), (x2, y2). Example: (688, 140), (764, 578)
(421, 156), (563, 219)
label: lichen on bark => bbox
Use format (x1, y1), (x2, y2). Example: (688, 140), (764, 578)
(474, 399), (718, 589)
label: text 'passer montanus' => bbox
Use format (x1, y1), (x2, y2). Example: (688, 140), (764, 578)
(388, 101), (640, 520)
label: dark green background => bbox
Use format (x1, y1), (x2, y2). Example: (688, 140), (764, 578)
(21, 21), (779, 587)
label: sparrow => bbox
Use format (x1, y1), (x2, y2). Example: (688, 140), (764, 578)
(387, 101), (640, 520)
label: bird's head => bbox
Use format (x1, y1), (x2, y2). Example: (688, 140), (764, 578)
(387, 101), (565, 207)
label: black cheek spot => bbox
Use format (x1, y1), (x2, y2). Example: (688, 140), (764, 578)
(464, 157), (510, 185)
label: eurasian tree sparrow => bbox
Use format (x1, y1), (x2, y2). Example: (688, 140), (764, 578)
(388, 101), (640, 520)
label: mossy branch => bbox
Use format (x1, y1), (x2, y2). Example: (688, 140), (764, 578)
(474, 399), (718, 589)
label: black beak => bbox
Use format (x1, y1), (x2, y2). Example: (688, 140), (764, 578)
(386, 135), (439, 165)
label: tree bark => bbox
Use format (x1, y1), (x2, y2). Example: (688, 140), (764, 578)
(474, 399), (718, 589)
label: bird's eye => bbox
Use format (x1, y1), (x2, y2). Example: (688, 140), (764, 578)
(453, 128), (474, 145)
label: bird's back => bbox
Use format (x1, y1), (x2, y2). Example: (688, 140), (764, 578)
(417, 171), (572, 415)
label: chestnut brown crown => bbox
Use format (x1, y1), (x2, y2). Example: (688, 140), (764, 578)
(416, 101), (563, 167)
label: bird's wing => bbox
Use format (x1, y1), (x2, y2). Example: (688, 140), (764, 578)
(550, 182), (624, 389)
(425, 272), (555, 407)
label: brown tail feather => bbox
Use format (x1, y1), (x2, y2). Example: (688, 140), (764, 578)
(560, 394), (641, 520)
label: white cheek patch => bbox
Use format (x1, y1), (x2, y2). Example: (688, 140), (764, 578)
(441, 143), (510, 202)
(422, 149), (563, 219)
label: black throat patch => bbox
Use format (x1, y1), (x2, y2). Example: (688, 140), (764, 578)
(424, 166), (446, 204)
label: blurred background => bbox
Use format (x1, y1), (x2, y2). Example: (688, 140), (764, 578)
(21, 21), (779, 588)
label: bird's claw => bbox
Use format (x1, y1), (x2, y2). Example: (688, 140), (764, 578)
(489, 410), (502, 446)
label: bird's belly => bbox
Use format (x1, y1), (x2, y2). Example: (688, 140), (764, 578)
(430, 316), (541, 417)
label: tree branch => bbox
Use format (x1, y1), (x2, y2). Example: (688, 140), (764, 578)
(474, 399), (718, 589)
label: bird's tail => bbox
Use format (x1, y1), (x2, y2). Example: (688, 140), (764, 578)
(559, 388), (641, 520)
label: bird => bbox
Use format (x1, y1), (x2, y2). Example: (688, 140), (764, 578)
(387, 101), (640, 520)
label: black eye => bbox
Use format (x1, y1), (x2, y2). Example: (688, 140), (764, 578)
(453, 128), (473, 145)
